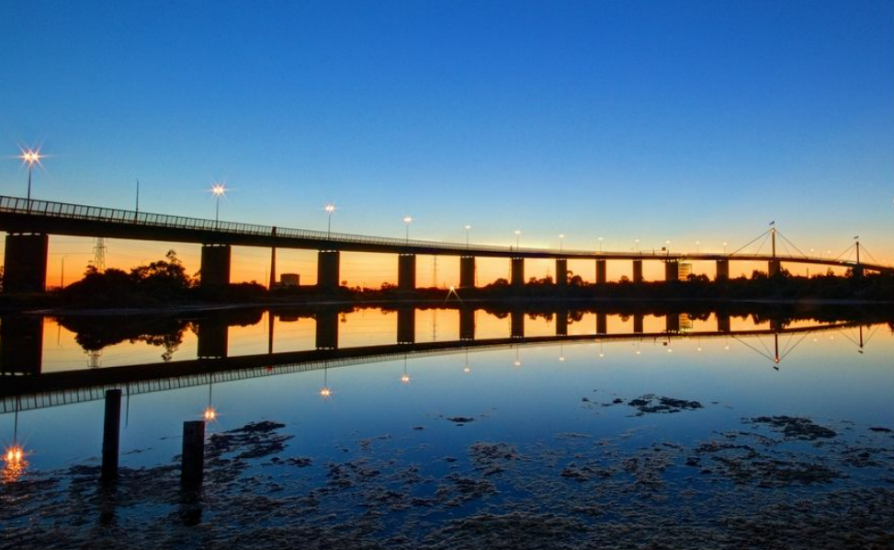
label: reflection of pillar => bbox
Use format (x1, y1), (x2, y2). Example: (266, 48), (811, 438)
(716, 313), (731, 333)
(769, 318), (783, 332)
(3, 233), (49, 293)
(596, 312), (607, 335)
(768, 259), (781, 277)
(511, 258), (525, 287)
(102, 389), (122, 483)
(200, 244), (231, 287)
(315, 310), (339, 350)
(510, 310), (525, 338)
(269, 226), (277, 289)
(633, 260), (643, 283)
(556, 309), (568, 336)
(398, 254), (416, 291)
(595, 260), (607, 284)
(556, 259), (568, 287)
(633, 313), (644, 334)
(460, 308), (475, 341)
(397, 308), (416, 344)
(715, 259), (730, 281)
(317, 250), (340, 291)
(460, 256), (476, 288)
(0, 316), (44, 375)
(196, 319), (228, 359)
(666, 313), (680, 333)
(665, 261), (680, 282)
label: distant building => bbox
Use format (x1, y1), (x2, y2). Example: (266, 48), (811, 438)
(679, 262), (693, 281)
(280, 273), (300, 287)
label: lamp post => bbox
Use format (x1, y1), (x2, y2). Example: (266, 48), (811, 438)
(695, 241), (700, 254)
(634, 239), (640, 253)
(559, 234), (565, 253)
(211, 183), (226, 226)
(464, 225), (471, 249)
(403, 216), (413, 244)
(598, 237), (603, 252)
(325, 204), (336, 239)
(514, 230), (521, 250)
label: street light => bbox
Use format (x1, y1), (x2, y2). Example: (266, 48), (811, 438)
(723, 242), (728, 254)
(634, 239), (640, 253)
(211, 183), (226, 225)
(559, 234), (565, 253)
(464, 225), (471, 248)
(19, 148), (43, 205)
(325, 204), (336, 238)
(403, 216), (413, 243)
(695, 241), (700, 254)
(514, 230), (521, 249)
(598, 237), (603, 252)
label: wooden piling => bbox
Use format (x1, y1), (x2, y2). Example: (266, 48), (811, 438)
(181, 420), (205, 488)
(101, 389), (122, 483)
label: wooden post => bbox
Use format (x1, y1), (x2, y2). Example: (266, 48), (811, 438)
(101, 389), (122, 483)
(181, 421), (205, 489)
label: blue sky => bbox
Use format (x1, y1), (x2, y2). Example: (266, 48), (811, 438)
(1, 0), (892, 265)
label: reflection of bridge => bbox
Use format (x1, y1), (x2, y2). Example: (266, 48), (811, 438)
(1, 195), (889, 292)
(0, 311), (866, 414)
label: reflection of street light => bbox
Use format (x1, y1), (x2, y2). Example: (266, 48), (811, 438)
(320, 363), (332, 398)
(403, 216), (413, 243)
(211, 183), (226, 225)
(325, 204), (336, 238)
(3, 400), (27, 483)
(513, 346), (521, 367)
(203, 374), (217, 422)
(401, 356), (410, 384)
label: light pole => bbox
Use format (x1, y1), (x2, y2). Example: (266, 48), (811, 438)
(19, 148), (42, 206)
(723, 242), (728, 254)
(598, 237), (603, 252)
(665, 240), (671, 256)
(695, 241), (700, 254)
(559, 234), (565, 253)
(211, 183), (226, 226)
(514, 230), (521, 250)
(403, 216), (413, 243)
(464, 225), (471, 249)
(634, 239), (640, 253)
(325, 204), (336, 239)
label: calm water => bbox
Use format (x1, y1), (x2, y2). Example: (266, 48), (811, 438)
(1, 305), (892, 549)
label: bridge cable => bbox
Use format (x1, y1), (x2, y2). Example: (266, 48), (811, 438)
(778, 330), (812, 363)
(752, 232), (772, 256)
(859, 245), (884, 267)
(835, 328), (860, 347)
(833, 244), (855, 263)
(731, 335), (776, 363)
(776, 231), (809, 259)
(729, 229), (771, 256)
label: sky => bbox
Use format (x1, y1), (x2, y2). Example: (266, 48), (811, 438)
(1, 0), (892, 286)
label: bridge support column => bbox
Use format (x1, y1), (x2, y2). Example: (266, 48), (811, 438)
(715, 260), (729, 281)
(460, 256), (476, 288)
(397, 307), (415, 344)
(460, 308), (475, 341)
(197, 319), (228, 359)
(633, 313), (644, 334)
(510, 310), (525, 339)
(768, 259), (781, 277)
(315, 310), (339, 350)
(665, 260), (680, 282)
(596, 312), (607, 335)
(632, 260), (643, 283)
(556, 259), (568, 287)
(3, 233), (48, 293)
(595, 260), (607, 284)
(666, 313), (680, 333)
(200, 244), (231, 288)
(716, 313), (731, 333)
(317, 250), (341, 291)
(511, 258), (525, 287)
(0, 316), (44, 375)
(398, 254), (416, 291)
(556, 309), (568, 336)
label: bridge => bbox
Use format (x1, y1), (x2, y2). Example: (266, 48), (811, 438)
(0, 195), (889, 292)
(0, 311), (865, 414)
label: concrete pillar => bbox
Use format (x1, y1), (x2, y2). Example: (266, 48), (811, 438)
(632, 260), (643, 283)
(665, 261), (680, 282)
(460, 308), (475, 341)
(200, 244), (231, 287)
(715, 259), (729, 281)
(460, 256), (476, 288)
(315, 310), (339, 350)
(181, 421), (205, 489)
(510, 310), (525, 339)
(633, 313), (644, 334)
(716, 313), (731, 333)
(596, 313), (607, 335)
(666, 313), (680, 333)
(0, 316), (44, 375)
(595, 260), (607, 284)
(768, 259), (781, 277)
(101, 389), (122, 483)
(397, 307), (415, 344)
(398, 254), (416, 291)
(556, 259), (568, 287)
(511, 258), (525, 287)
(3, 233), (49, 293)
(556, 310), (568, 336)
(317, 250), (340, 291)
(196, 319), (228, 359)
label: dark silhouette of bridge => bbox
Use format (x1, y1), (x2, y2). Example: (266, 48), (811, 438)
(1, 195), (889, 292)
(0, 305), (870, 414)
